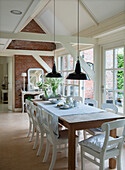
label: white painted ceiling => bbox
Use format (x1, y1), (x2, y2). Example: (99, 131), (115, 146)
(0, 0), (125, 50)
(36, 0), (125, 35)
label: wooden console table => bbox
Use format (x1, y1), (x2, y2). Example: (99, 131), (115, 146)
(21, 90), (44, 113)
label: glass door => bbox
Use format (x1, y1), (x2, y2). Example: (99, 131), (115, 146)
(104, 46), (124, 114)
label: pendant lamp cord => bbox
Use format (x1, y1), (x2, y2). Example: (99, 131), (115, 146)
(77, 0), (79, 60)
(54, 0), (55, 63)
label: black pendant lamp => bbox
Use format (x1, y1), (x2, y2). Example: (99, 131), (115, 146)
(46, 62), (62, 78)
(66, 0), (87, 80)
(46, 0), (62, 78)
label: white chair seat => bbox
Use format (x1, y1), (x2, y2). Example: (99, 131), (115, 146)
(79, 134), (117, 153)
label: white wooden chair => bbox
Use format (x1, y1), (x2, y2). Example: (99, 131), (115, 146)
(72, 96), (83, 103)
(42, 109), (78, 170)
(30, 103), (41, 150)
(79, 119), (125, 170)
(84, 103), (118, 139)
(84, 98), (98, 107)
(25, 99), (35, 142)
(35, 106), (46, 156)
(84, 99), (98, 139)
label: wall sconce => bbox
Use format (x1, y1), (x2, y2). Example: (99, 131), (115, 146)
(21, 73), (27, 91)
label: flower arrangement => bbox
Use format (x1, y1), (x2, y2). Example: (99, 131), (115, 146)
(37, 75), (62, 98)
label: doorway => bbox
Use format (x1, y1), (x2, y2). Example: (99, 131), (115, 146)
(0, 56), (13, 112)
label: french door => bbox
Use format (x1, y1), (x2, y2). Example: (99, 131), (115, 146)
(103, 46), (125, 114)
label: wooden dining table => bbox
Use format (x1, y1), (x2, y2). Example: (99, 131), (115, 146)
(33, 100), (125, 170)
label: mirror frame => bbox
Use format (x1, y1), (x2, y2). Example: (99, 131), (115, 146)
(27, 68), (44, 91)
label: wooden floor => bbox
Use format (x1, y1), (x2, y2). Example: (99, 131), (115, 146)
(0, 108), (125, 170)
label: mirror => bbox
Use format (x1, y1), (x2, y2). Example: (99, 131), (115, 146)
(28, 68), (44, 91)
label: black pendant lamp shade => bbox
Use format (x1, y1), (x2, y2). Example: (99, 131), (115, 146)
(66, 59), (87, 80)
(46, 62), (62, 78)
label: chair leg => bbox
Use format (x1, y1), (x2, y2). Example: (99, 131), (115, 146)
(33, 130), (39, 150)
(117, 155), (122, 170)
(81, 146), (85, 170)
(49, 146), (57, 170)
(99, 160), (105, 170)
(83, 130), (87, 139)
(27, 120), (32, 137)
(43, 140), (50, 162)
(75, 138), (78, 168)
(37, 133), (44, 156)
(29, 124), (35, 142)
(65, 143), (68, 157)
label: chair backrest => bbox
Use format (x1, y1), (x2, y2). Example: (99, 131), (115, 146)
(84, 98), (98, 107)
(101, 103), (118, 114)
(101, 119), (125, 152)
(36, 106), (44, 133)
(25, 99), (33, 118)
(30, 103), (37, 124)
(72, 96), (83, 103)
(42, 109), (56, 144)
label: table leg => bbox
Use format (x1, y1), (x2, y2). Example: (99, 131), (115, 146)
(109, 129), (116, 169)
(68, 126), (75, 170)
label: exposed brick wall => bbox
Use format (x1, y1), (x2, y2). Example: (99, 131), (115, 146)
(7, 19), (55, 108)
(21, 19), (45, 33)
(15, 55), (54, 108)
(7, 40), (56, 51)
(7, 19), (56, 51)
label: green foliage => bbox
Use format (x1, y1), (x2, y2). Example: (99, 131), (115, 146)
(117, 54), (124, 92)
(37, 76), (62, 97)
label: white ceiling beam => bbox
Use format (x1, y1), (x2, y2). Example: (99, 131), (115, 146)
(0, 31), (96, 44)
(22, 0), (51, 31)
(32, 54), (52, 72)
(80, 0), (98, 25)
(61, 42), (95, 80)
(0, 49), (53, 57)
(79, 11), (125, 38)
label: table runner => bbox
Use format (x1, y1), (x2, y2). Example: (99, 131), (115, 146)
(36, 101), (105, 137)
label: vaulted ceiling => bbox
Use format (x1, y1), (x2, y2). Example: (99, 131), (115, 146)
(0, 0), (125, 50)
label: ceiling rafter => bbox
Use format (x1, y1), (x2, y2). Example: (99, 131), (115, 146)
(0, 49), (53, 57)
(22, 0), (51, 31)
(0, 31), (96, 44)
(80, 0), (98, 25)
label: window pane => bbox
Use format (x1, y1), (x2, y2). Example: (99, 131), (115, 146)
(81, 48), (94, 63)
(69, 55), (74, 70)
(74, 86), (79, 96)
(64, 86), (67, 96)
(105, 50), (113, 69)
(115, 47), (124, 69)
(106, 90), (113, 103)
(115, 70), (124, 90)
(115, 92), (124, 114)
(84, 80), (94, 99)
(70, 86), (73, 96)
(106, 70), (113, 89)
(63, 56), (67, 70)
(74, 80), (79, 85)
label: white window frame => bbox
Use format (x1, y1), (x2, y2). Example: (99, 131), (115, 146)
(102, 45), (125, 115)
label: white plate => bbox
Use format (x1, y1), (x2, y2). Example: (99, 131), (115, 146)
(49, 98), (60, 104)
(60, 106), (71, 109)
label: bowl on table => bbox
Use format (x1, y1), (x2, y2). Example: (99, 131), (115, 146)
(49, 98), (61, 104)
